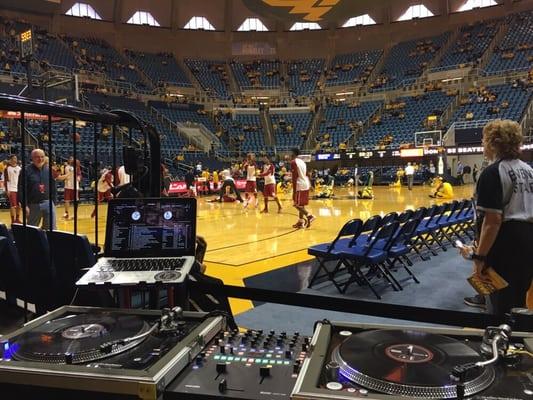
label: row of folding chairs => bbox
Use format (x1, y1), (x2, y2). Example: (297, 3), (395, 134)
(0, 224), (96, 315)
(308, 199), (475, 299)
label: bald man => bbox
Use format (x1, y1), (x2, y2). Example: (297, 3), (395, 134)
(17, 149), (57, 230)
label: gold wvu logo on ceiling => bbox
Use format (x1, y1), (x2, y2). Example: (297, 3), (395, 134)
(262, 0), (341, 21)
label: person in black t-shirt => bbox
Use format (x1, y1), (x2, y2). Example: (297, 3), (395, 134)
(459, 120), (533, 316)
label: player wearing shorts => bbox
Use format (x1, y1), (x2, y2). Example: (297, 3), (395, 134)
(259, 155), (282, 213)
(62, 156), (81, 219)
(91, 167), (114, 218)
(290, 148), (315, 229)
(4, 154), (21, 224)
(243, 153), (258, 209)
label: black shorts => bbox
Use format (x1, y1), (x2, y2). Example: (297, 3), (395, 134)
(487, 221), (533, 315)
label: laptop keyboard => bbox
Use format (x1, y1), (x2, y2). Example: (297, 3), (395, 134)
(108, 258), (185, 272)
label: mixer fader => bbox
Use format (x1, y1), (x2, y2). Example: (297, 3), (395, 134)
(165, 329), (310, 399)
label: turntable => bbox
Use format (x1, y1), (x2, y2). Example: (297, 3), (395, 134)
(292, 321), (533, 400)
(0, 306), (225, 399)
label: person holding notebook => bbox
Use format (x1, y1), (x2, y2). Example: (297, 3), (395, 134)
(459, 120), (533, 316)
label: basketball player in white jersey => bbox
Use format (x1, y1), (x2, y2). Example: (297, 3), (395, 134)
(90, 167), (114, 218)
(62, 156), (81, 219)
(4, 154), (21, 224)
(117, 165), (131, 186)
(290, 148), (315, 229)
(243, 153), (258, 209)
(259, 155), (282, 213)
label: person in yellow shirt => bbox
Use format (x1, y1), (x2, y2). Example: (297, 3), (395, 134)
(429, 177), (454, 199)
(391, 167), (404, 187)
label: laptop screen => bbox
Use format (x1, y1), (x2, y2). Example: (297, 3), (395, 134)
(104, 198), (196, 258)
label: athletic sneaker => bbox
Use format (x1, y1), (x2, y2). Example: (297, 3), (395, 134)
(292, 219), (307, 229)
(464, 295), (486, 309)
(306, 215), (316, 228)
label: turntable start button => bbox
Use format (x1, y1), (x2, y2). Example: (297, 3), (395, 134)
(326, 382), (343, 391)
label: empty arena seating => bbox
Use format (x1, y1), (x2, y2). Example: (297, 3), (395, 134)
(326, 50), (382, 86)
(448, 83), (533, 125)
(372, 33), (450, 90)
(486, 12), (533, 74)
(65, 36), (147, 87)
(438, 20), (499, 70)
(222, 113), (267, 153)
(318, 101), (382, 148)
(125, 50), (192, 87)
(271, 111), (312, 148)
(230, 59), (281, 89)
(34, 31), (78, 71)
(155, 106), (216, 133)
(287, 59), (324, 96)
(359, 91), (452, 148)
(185, 59), (230, 99)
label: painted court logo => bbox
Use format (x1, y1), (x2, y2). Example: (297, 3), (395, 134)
(262, 0), (341, 21)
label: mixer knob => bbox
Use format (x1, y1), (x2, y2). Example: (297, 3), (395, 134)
(247, 329), (253, 335)
(230, 347), (234, 355)
(302, 343), (308, 352)
(258, 330), (264, 336)
(64, 353), (73, 365)
(195, 355), (203, 366)
(241, 336), (247, 344)
(304, 337), (310, 345)
(294, 332), (300, 337)
(269, 330), (275, 336)
(263, 342), (269, 349)
(216, 363), (227, 374)
(220, 345), (225, 354)
(218, 378), (227, 393)
(277, 338), (284, 347)
(285, 350), (292, 359)
(200, 352), (206, 358)
(260, 366), (271, 378)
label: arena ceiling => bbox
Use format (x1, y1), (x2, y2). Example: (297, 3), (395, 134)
(0, 0), (520, 29)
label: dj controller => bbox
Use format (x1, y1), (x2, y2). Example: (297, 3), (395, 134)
(1, 306), (533, 400)
(166, 328), (310, 399)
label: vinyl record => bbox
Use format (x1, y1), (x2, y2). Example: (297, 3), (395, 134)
(11, 313), (150, 364)
(332, 330), (495, 399)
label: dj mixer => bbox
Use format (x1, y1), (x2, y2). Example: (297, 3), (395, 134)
(165, 328), (310, 399)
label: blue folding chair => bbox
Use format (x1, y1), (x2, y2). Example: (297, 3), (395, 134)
(12, 224), (57, 313)
(339, 221), (401, 299)
(0, 224), (25, 305)
(386, 218), (422, 288)
(308, 219), (363, 292)
(46, 230), (97, 306)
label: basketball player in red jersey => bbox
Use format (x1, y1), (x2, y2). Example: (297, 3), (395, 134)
(243, 153), (258, 209)
(259, 155), (282, 213)
(4, 154), (21, 223)
(90, 167), (114, 218)
(290, 148), (315, 229)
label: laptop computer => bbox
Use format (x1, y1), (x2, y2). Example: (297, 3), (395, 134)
(77, 197), (196, 287)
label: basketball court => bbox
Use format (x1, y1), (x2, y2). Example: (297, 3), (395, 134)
(0, 184), (475, 315)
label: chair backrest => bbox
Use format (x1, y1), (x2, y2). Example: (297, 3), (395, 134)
(46, 230), (97, 304)
(0, 224), (24, 294)
(435, 203), (449, 224)
(366, 221), (401, 255)
(397, 209), (414, 223)
(445, 201), (460, 221)
(361, 215), (382, 241)
(331, 219), (363, 250)
(391, 218), (420, 247)
(381, 212), (398, 225)
(412, 208), (426, 223)
(11, 224), (56, 306)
